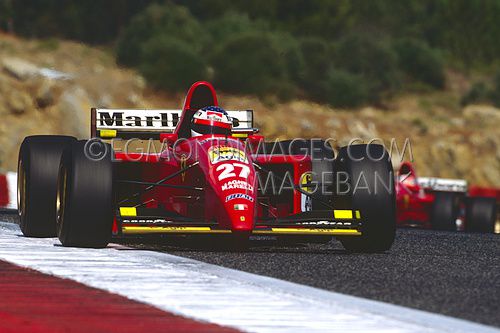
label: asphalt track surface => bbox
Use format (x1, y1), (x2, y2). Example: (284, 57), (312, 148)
(122, 228), (500, 328)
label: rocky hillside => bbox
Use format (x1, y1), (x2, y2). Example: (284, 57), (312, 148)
(0, 33), (499, 186)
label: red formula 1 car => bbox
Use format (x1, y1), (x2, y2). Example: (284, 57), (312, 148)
(396, 161), (498, 233)
(18, 81), (396, 252)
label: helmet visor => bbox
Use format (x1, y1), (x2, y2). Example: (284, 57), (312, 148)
(192, 118), (231, 136)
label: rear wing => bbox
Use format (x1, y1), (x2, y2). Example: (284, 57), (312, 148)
(417, 177), (468, 193)
(91, 108), (254, 139)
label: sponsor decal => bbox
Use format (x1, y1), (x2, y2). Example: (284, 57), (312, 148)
(209, 146), (248, 164)
(161, 226), (201, 231)
(225, 193), (254, 202)
(300, 172), (313, 212)
(297, 221), (352, 226)
(122, 219), (171, 224)
(98, 111), (179, 128)
(222, 179), (254, 192)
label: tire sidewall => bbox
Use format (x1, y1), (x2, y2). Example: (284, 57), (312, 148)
(465, 197), (497, 233)
(57, 140), (114, 248)
(431, 192), (459, 231)
(336, 144), (396, 252)
(18, 135), (76, 237)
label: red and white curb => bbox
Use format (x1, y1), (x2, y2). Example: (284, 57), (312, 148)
(0, 222), (498, 333)
(0, 260), (237, 333)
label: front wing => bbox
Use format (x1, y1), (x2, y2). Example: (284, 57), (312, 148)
(116, 207), (362, 236)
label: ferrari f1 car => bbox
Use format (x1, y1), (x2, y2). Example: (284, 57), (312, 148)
(18, 81), (396, 252)
(396, 162), (498, 233)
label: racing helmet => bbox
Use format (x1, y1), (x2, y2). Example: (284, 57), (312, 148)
(191, 106), (232, 137)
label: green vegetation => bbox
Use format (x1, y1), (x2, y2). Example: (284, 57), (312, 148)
(334, 34), (401, 102)
(393, 39), (445, 89)
(116, 3), (207, 67)
(2, 0), (500, 108)
(325, 69), (368, 108)
(139, 35), (207, 91)
(210, 32), (291, 97)
(462, 71), (500, 107)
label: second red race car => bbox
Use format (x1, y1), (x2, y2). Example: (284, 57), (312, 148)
(396, 161), (498, 233)
(18, 81), (397, 252)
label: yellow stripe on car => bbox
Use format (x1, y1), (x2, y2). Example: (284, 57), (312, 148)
(253, 228), (360, 235)
(99, 129), (117, 138)
(122, 226), (232, 234)
(333, 209), (353, 219)
(119, 207), (137, 216)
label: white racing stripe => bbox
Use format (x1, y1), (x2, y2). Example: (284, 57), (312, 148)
(0, 222), (498, 333)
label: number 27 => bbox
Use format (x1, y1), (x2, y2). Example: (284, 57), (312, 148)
(216, 163), (250, 180)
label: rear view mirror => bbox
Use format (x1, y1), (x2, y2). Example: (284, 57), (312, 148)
(232, 117), (240, 127)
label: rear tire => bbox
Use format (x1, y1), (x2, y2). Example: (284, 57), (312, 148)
(18, 135), (76, 237)
(430, 192), (459, 231)
(465, 197), (497, 233)
(335, 144), (396, 253)
(57, 140), (114, 248)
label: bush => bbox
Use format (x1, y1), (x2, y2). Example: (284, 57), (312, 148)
(116, 3), (207, 66)
(206, 11), (269, 43)
(325, 69), (368, 108)
(270, 32), (304, 85)
(461, 70), (500, 107)
(297, 37), (334, 100)
(207, 17), (302, 100)
(461, 82), (490, 106)
(210, 32), (291, 97)
(334, 34), (400, 100)
(491, 70), (500, 107)
(393, 39), (445, 88)
(139, 36), (207, 92)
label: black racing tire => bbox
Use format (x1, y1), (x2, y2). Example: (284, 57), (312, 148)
(430, 192), (460, 231)
(335, 144), (396, 253)
(465, 197), (497, 233)
(17, 135), (76, 237)
(57, 140), (114, 248)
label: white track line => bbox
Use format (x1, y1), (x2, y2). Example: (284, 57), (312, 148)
(0, 222), (497, 333)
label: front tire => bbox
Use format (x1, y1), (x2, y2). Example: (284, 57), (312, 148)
(335, 144), (396, 253)
(57, 140), (114, 248)
(18, 135), (76, 237)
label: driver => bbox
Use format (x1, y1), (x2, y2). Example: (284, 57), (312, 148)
(191, 106), (232, 137)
